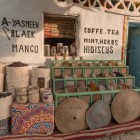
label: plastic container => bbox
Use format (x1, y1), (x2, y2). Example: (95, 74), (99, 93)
(41, 88), (53, 103)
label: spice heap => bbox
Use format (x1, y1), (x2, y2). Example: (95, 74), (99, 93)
(0, 92), (12, 98)
(66, 85), (77, 93)
(88, 82), (99, 91)
(77, 83), (87, 92)
(8, 61), (28, 67)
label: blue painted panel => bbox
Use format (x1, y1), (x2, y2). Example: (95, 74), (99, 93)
(129, 22), (140, 27)
(129, 27), (140, 87)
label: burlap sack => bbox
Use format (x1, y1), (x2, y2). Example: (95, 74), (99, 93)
(16, 87), (27, 95)
(86, 100), (111, 129)
(31, 77), (50, 88)
(55, 98), (89, 133)
(28, 86), (40, 104)
(0, 92), (14, 120)
(6, 66), (29, 76)
(111, 89), (140, 124)
(6, 75), (29, 94)
(15, 87), (28, 104)
(32, 67), (50, 77)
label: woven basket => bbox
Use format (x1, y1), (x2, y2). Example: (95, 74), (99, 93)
(0, 118), (10, 136)
(32, 67), (50, 77)
(31, 77), (50, 88)
(0, 74), (4, 92)
(6, 66), (29, 76)
(28, 86), (40, 104)
(55, 98), (89, 133)
(0, 92), (13, 120)
(15, 87), (28, 104)
(111, 89), (140, 124)
(6, 75), (29, 94)
(86, 100), (111, 129)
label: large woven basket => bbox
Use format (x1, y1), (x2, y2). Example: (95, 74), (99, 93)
(6, 75), (29, 94)
(111, 89), (140, 124)
(55, 98), (89, 133)
(0, 118), (10, 136)
(86, 100), (111, 129)
(0, 92), (13, 120)
(31, 77), (50, 88)
(32, 67), (50, 77)
(6, 66), (29, 76)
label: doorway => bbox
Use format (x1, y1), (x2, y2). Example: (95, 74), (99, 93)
(127, 23), (140, 87)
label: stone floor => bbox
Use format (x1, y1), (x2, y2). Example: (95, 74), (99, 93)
(96, 131), (140, 140)
(81, 131), (140, 140)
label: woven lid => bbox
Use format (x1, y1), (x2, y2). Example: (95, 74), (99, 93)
(86, 100), (111, 129)
(55, 98), (89, 133)
(111, 89), (140, 124)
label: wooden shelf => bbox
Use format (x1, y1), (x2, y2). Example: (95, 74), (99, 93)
(44, 13), (77, 39)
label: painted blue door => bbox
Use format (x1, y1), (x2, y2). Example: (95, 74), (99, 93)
(128, 26), (140, 87)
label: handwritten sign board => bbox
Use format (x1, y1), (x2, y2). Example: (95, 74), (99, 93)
(0, 15), (43, 65)
(79, 11), (125, 60)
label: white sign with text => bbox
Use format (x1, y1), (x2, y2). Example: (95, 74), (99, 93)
(79, 11), (125, 60)
(0, 14), (43, 65)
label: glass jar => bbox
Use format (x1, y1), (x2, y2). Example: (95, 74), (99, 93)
(44, 44), (50, 56)
(60, 46), (64, 55)
(51, 46), (56, 56)
(64, 46), (69, 56)
(57, 43), (63, 53)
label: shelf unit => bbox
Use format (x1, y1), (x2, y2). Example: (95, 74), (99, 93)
(51, 60), (140, 106)
(44, 13), (78, 56)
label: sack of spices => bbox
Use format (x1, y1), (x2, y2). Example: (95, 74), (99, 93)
(6, 62), (30, 94)
(15, 87), (28, 104)
(28, 86), (40, 104)
(0, 92), (14, 120)
(6, 61), (29, 76)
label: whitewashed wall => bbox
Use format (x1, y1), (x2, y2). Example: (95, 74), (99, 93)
(0, 0), (139, 65)
(0, 0), (67, 65)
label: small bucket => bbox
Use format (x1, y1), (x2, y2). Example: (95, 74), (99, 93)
(0, 118), (10, 136)
(0, 92), (14, 120)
